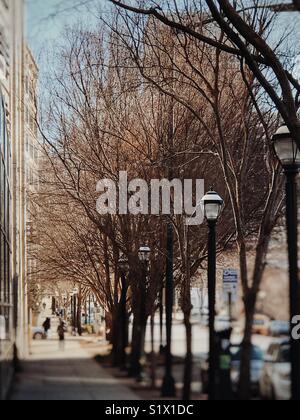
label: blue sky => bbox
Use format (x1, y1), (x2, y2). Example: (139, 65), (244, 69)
(26, 0), (106, 58)
(26, 1), (299, 76)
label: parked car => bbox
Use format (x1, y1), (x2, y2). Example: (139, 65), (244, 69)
(252, 315), (270, 336)
(200, 344), (264, 396)
(259, 339), (290, 400)
(231, 345), (264, 395)
(269, 321), (289, 337)
(32, 326), (46, 340)
(200, 313), (209, 327)
(215, 315), (231, 331)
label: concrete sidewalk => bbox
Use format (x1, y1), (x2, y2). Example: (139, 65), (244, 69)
(10, 336), (140, 401)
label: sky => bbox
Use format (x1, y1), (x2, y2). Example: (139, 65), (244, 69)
(26, 0), (106, 59)
(26, 1), (300, 77)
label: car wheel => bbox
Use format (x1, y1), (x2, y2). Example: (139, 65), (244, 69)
(33, 332), (44, 340)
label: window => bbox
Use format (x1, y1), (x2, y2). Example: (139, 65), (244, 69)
(0, 90), (12, 342)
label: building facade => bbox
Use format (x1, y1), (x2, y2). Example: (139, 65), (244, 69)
(0, 79), (13, 401)
(0, 0), (33, 399)
(24, 45), (39, 326)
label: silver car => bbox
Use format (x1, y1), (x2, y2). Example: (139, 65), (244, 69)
(32, 326), (46, 340)
(230, 345), (264, 396)
(259, 339), (290, 400)
(269, 321), (289, 337)
(199, 344), (264, 396)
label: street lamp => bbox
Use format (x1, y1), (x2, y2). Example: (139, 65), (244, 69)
(138, 246), (151, 262)
(72, 287), (79, 336)
(273, 125), (300, 401)
(201, 189), (224, 401)
(137, 246), (150, 382)
(118, 255), (130, 369)
(88, 294), (92, 325)
(62, 294), (67, 320)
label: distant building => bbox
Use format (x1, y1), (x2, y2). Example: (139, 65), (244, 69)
(24, 45), (40, 326)
(24, 46), (39, 186)
(0, 0), (38, 400)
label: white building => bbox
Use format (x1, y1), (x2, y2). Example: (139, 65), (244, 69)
(0, 0), (37, 400)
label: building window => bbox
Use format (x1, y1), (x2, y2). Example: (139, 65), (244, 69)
(0, 91), (12, 342)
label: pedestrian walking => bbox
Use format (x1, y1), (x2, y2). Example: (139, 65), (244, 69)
(57, 320), (65, 351)
(42, 318), (51, 338)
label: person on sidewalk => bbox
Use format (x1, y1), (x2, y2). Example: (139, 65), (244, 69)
(43, 318), (51, 338)
(57, 319), (65, 351)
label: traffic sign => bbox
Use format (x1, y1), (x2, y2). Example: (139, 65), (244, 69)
(223, 269), (238, 302)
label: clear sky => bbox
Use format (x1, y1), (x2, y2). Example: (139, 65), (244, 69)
(26, 0), (105, 58)
(26, 1), (299, 76)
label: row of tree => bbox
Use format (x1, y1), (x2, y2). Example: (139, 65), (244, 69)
(29, 1), (299, 399)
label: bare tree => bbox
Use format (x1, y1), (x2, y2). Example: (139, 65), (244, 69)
(106, 8), (285, 398)
(31, 10), (287, 398)
(110, 0), (300, 149)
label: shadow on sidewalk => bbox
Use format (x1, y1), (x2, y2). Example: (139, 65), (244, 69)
(9, 357), (140, 401)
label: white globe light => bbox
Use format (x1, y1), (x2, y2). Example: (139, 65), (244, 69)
(138, 246), (151, 262)
(273, 125), (300, 168)
(201, 190), (224, 222)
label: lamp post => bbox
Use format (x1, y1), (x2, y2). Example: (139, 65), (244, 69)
(162, 224), (176, 397)
(272, 125), (300, 401)
(70, 293), (74, 332)
(159, 286), (165, 354)
(118, 255), (130, 370)
(137, 246), (151, 382)
(62, 294), (67, 320)
(72, 287), (79, 336)
(88, 294), (92, 325)
(201, 189), (224, 401)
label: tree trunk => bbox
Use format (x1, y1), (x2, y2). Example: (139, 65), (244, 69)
(77, 293), (82, 336)
(150, 311), (157, 389)
(120, 276), (129, 369)
(124, 314), (129, 348)
(181, 226), (193, 400)
(138, 314), (148, 381)
(182, 312), (193, 400)
(84, 300), (88, 325)
(111, 306), (124, 367)
(159, 286), (164, 353)
(129, 308), (142, 377)
(238, 291), (256, 400)
(105, 312), (113, 343)
(238, 233), (270, 400)
(129, 302), (148, 379)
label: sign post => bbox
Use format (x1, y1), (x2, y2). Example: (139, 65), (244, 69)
(222, 269), (238, 320)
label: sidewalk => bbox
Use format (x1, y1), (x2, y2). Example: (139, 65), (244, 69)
(10, 335), (140, 401)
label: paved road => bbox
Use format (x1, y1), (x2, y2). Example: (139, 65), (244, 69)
(144, 319), (272, 357)
(10, 336), (140, 401)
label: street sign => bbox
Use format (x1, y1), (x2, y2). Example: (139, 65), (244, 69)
(223, 269), (238, 303)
